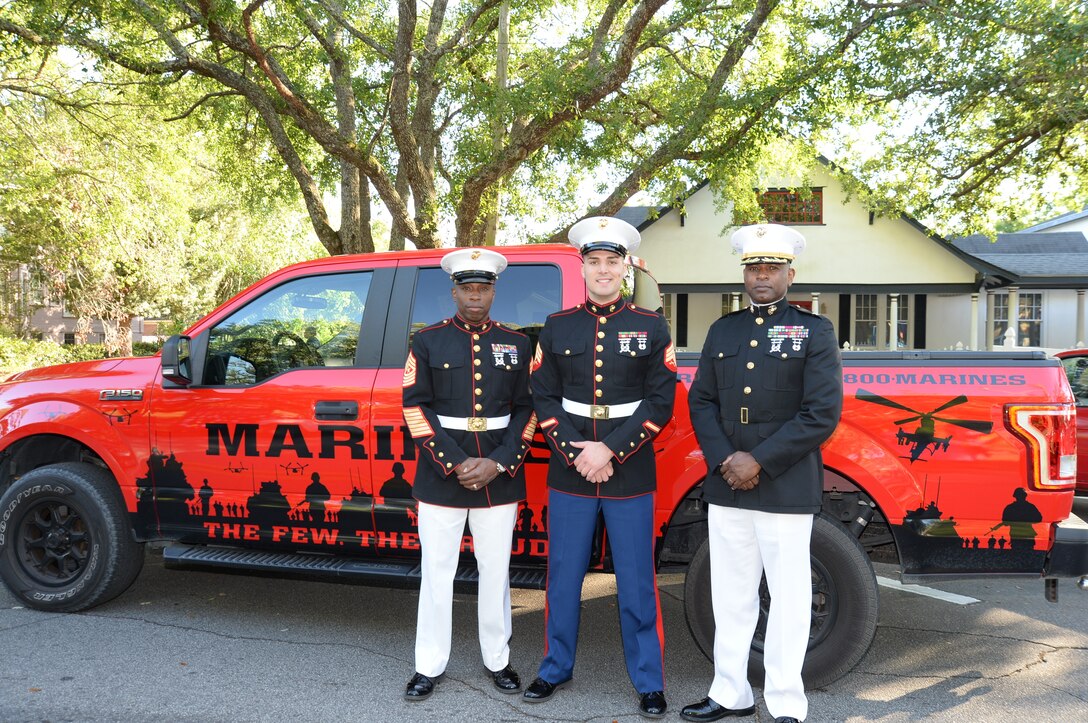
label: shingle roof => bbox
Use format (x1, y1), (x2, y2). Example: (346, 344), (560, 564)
(950, 232), (1088, 283)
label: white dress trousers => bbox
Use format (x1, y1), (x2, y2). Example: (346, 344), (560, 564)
(414, 501), (519, 677)
(707, 504), (813, 721)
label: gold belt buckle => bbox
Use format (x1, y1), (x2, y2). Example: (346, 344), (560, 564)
(740, 407), (749, 424)
(467, 416), (487, 432)
(590, 404), (610, 419)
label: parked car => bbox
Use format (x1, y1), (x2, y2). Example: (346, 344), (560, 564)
(1056, 348), (1088, 494)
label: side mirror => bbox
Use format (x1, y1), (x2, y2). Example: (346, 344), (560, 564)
(161, 335), (192, 386)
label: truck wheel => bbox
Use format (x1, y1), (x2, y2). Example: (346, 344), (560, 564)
(683, 512), (879, 689)
(0, 462), (144, 612)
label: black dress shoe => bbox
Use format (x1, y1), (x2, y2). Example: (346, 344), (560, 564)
(680, 697), (756, 721)
(639, 690), (667, 718)
(489, 664), (521, 693)
(404, 672), (440, 701)
(774, 718), (802, 722)
(522, 676), (569, 702)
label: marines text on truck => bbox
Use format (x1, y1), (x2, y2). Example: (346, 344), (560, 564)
(2, 245), (1087, 687)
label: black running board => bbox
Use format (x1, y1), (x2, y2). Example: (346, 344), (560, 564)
(162, 543), (547, 591)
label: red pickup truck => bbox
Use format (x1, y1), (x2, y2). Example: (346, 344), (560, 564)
(1, 245), (1086, 688)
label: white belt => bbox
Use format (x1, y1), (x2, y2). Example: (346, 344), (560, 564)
(436, 414), (510, 432)
(562, 398), (641, 420)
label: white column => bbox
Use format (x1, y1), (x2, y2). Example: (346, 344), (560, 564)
(969, 293), (979, 351)
(888, 293), (899, 350)
(732, 292), (741, 312)
(1006, 286), (1020, 347)
(1077, 290), (1086, 347)
(810, 292), (820, 316)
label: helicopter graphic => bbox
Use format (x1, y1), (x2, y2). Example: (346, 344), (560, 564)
(224, 461), (250, 473)
(280, 461), (309, 476)
(100, 408), (138, 425)
(855, 389), (993, 463)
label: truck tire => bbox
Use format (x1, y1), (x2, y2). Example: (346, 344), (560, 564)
(0, 462), (144, 612)
(683, 511), (879, 689)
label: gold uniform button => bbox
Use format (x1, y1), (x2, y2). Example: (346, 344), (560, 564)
(473, 333), (480, 340)
(599, 316), (607, 324)
(560, 442), (566, 447)
(568, 452), (574, 458)
(438, 452), (445, 458)
(473, 345), (481, 352)
(640, 433), (646, 438)
(552, 431), (558, 437)
(598, 331), (606, 338)
(618, 451), (625, 457)
(718, 352), (724, 358)
(595, 374), (603, 382)
(475, 372), (482, 380)
(443, 363), (449, 369)
(782, 353), (788, 358)
(565, 349), (571, 355)
(595, 389), (603, 397)
(755, 317), (764, 325)
(630, 351), (636, 357)
(743, 386), (752, 394)
(746, 362), (755, 369)
(446, 462), (452, 468)
(630, 442), (635, 447)
(595, 360), (603, 367)
(474, 359), (481, 366)
(475, 388), (482, 396)
(749, 339), (758, 347)
(475, 403), (482, 411)
(596, 345), (604, 352)
(506, 365), (512, 370)
(429, 442), (435, 447)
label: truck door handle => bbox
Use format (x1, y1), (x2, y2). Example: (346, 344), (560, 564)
(315, 401), (359, 421)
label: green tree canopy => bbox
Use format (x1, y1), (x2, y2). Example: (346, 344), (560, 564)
(0, 54), (324, 354)
(2, 1), (1085, 251)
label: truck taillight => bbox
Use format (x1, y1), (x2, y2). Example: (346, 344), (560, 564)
(1004, 403), (1077, 490)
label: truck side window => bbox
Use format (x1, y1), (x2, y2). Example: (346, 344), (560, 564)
(203, 271), (373, 385)
(407, 264), (561, 353)
(1061, 356), (1088, 406)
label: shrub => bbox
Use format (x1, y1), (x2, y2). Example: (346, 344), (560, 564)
(0, 335), (162, 378)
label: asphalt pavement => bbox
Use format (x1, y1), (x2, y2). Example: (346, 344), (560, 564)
(2, 499), (1086, 722)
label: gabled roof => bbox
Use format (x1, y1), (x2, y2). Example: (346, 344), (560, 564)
(1021, 207), (1088, 232)
(620, 170), (1009, 281)
(950, 232), (1088, 287)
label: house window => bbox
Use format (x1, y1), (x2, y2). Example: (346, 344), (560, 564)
(662, 294), (674, 328)
(63, 333), (76, 345)
(758, 188), (823, 224)
(853, 294), (877, 348)
(993, 293), (1042, 347)
(887, 294), (911, 348)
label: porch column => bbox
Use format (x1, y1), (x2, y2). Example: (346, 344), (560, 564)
(1005, 286), (1019, 347)
(888, 293), (899, 350)
(810, 291), (820, 316)
(986, 291), (995, 350)
(969, 293), (980, 350)
(1077, 289), (1086, 346)
(731, 292), (741, 312)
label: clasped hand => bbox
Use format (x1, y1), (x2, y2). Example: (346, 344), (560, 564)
(457, 457), (499, 490)
(719, 451), (761, 491)
(571, 440), (614, 484)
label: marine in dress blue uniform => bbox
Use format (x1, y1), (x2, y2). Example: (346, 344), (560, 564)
(402, 248), (536, 701)
(681, 225), (843, 723)
(522, 217), (677, 720)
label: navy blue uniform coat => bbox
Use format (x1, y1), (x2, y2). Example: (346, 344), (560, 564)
(403, 315), (534, 508)
(688, 304), (843, 513)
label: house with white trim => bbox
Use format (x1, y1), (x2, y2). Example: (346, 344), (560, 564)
(620, 167), (1088, 353)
